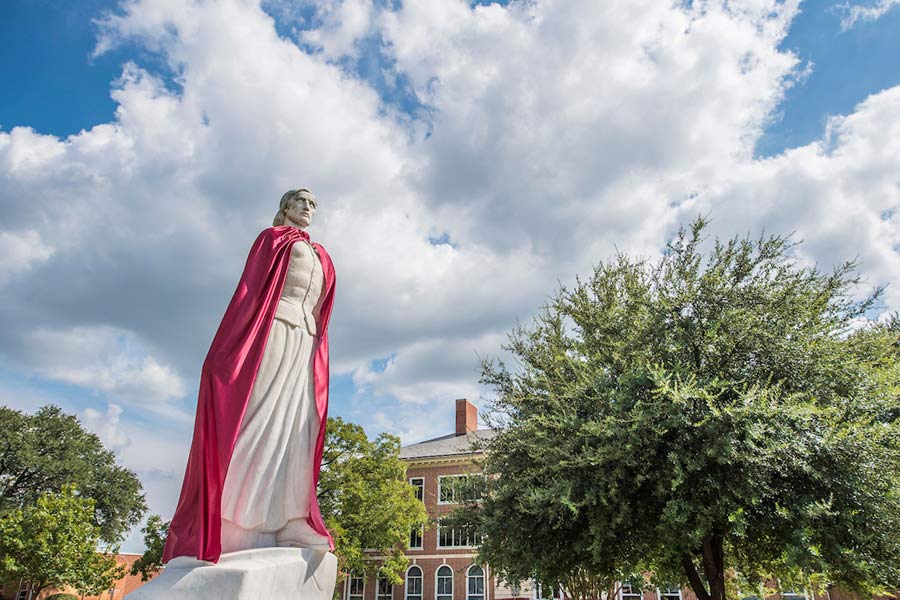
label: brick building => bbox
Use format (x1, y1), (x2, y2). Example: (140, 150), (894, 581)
(346, 400), (889, 600)
(351, 399), (533, 600)
(2, 553), (148, 600)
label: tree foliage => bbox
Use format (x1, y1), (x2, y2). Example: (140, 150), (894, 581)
(130, 515), (169, 581)
(0, 485), (123, 598)
(0, 405), (146, 544)
(473, 218), (900, 600)
(319, 417), (429, 585)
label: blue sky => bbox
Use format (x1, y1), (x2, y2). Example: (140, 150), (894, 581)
(5, 1), (900, 151)
(2, 0), (899, 552)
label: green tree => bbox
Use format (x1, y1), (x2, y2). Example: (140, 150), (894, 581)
(473, 218), (900, 600)
(0, 405), (146, 544)
(318, 417), (429, 586)
(130, 515), (169, 581)
(0, 485), (123, 598)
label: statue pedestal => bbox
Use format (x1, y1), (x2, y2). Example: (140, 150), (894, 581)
(125, 548), (337, 600)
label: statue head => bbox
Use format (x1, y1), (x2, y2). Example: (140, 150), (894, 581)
(273, 188), (318, 229)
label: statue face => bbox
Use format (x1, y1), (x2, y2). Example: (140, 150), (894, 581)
(284, 190), (317, 228)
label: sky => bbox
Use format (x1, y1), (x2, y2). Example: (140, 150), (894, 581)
(1, 0), (899, 553)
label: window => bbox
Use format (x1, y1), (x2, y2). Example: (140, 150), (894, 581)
(410, 477), (425, 502)
(438, 474), (483, 504)
(782, 591), (807, 600)
(658, 588), (681, 600)
(535, 582), (563, 600)
(347, 574), (365, 600)
(436, 565), (454, 600)
(620, 583), (642, 600)
(378, 577), (394, 600)
(407, 566), (424, 600)
(437, 517), (482, 548)
(409, 524), (423, 549)
(467, 565), (486, 600)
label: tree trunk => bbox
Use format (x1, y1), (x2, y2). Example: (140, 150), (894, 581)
(701, 534), (727, 600)
(681, 553), (711, 600)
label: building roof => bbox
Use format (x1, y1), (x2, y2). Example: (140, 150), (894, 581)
(399, 429), (496, 460)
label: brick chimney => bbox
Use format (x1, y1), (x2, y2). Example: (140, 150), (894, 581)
(455, 399), (478, 436)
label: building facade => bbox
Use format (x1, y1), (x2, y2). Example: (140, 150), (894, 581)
(352, 399), (505, 600)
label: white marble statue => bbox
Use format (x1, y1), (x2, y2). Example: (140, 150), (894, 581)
(144, 189), (339, 600)
(220, 189), (332, 553)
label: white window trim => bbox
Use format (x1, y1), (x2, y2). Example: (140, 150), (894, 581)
(409, 524), (424, 550)
(466, 564), (486, 600)
(533, 582), (563, 600)
(436, 517), (480, 549)
(406, 565), (424, 600)
(618, 583), (643, 600)
(410, 477), (425, 502)
(437, 474), (482, 505)
(435, 564), (454, 600)
(345, 574), (366, 600)
(781, 590), (809, 600)
(377, 576), (394, 600)
(656, 588), (682, 600)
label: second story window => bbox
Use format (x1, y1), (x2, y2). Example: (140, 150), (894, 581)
(437, 517), (482, 548)
(409, 524), (423, 549)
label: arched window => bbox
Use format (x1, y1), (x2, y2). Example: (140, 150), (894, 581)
(467, 565), (485, 600)
(406, 565), (424, 600)
(436, 565), (454, 600)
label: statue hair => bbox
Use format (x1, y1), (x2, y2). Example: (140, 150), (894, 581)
(273, 188), (316, 226)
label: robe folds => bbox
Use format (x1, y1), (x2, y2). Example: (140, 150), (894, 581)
(162, 226), (336, 564)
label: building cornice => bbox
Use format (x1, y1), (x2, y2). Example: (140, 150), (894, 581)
(401, 453), (485, 468)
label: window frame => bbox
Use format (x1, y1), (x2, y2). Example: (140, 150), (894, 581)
(466, 564), (486, 600)
(437, 474), (483, 505)
(435, 564), (454, 600)
(437, 516), (482, 549)
(410, 477), (425, 502)
(619, 583), (643, 600)
(406, 565), (424, 600)
(409, 523), (424, 550)
(657, 587), (682, 600)
(346, 573), (366, 600)
(378, 576), (394, 600)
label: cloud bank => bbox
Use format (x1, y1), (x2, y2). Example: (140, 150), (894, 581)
(2, 0), (899, 548)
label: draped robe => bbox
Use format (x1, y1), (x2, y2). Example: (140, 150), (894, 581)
(163, 226), (336, 563)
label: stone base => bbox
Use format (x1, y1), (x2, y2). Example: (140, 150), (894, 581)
(125, 547), (337, 600)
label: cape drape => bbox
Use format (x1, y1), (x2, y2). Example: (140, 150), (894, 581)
(163, 226), (336, 564)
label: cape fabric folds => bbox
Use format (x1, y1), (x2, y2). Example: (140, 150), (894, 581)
(163, 226), (336, 564)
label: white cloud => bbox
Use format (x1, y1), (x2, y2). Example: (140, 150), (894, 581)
(21, 326), (188, 419)
(83, 403), (131, 452)
(3, 0), (900, 547)
(0, 229), (54, 283)
(838, 0), (900, 29)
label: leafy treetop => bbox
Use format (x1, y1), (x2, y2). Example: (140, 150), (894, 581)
(471, 218), (900, 600)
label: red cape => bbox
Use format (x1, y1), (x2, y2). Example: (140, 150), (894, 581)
(163, 226), (336, 563)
